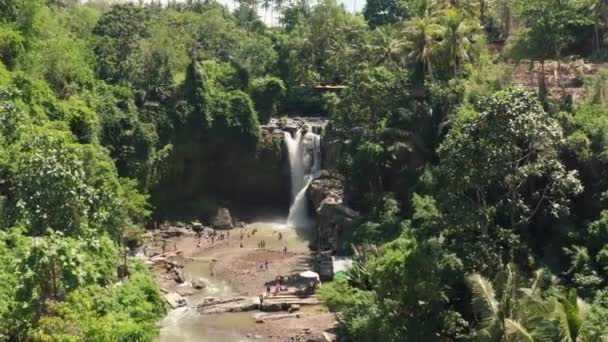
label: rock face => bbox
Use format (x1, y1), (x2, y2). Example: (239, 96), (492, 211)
(211, 207), (233, 229)
(307, 171), (359, 253)
(321, 138), (345, 171)
(153, 129), (290, 214)
(314, 252), (334, 281)
(263, 117), (328, 138)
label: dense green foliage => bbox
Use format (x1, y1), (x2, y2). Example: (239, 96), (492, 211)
(315, 0), (608, 341)
(3, 0), (608, 340)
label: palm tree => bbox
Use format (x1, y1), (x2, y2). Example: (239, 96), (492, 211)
(438, 9), (481, 77)
(466, 266), (551, 341)
(396, 14), (443, 84)
(467, 266), (601, 342)
(547, 290), (590, 342)
(274, 0), (285, 26)
(367, 25), (401, 66)
(588, 0), (608, 54)
(261, 0), (272, 24)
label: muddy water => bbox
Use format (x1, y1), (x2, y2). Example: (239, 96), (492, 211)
(156, 221), (312, 341)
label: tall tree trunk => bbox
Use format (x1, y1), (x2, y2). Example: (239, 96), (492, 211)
(539, 60), (548, 105)
(595, 20), (601, 54)
(51, 266), (58, 300)
(504, 5), (511, 39)
(557, 59), (563, 91)
(529, 59), (534, 87)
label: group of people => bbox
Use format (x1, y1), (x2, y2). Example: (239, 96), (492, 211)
(264, 275), (289, 296)
(257, 240), (267, 250)
(258, 276), (288, 308)
(196, 229), (229, 247)
(148, 224), (293, 257)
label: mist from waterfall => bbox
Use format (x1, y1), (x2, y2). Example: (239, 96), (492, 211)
(284, 128), (321, 229)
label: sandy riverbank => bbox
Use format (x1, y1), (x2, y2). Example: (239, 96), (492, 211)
(146, 220), (337, 342)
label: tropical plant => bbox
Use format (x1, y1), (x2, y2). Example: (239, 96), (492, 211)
(547, 290), (591, 342)
(367, 25), (401, 66)
(437, 9), (482, 77)
(466, 266), (547, 341)
(261, 0), (273, 23)
(396, 14), (443, 83)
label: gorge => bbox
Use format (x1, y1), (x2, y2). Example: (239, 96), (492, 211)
(6, 1), (608, 340)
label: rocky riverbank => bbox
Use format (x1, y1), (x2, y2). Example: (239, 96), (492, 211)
(145, 221), (337, 342)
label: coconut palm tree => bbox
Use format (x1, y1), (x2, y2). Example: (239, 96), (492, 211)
(466, 266), (551, 341)
(274, 0), (285, 26)
(467, 266), (601, 342)
(540, 290), (591, 342)
(367, 25), (401, 66)
(438, 9), (481, 77)
(261, 0), (272, 24)
(395, 14), (443, 84)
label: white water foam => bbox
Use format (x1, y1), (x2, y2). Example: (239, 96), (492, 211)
(284, 128), (321, 229)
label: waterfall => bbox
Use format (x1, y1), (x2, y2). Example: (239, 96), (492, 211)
(284, 128), (321, 228)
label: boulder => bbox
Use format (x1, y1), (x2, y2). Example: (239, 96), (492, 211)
(306, 171), (344, 210)
(173, 268), (185, 284)
(307, 171), (358, 252)
(262, 303), (284, 312)
(192, 278), (207, 290)
(211, 207), (233, 229)
(165, 292), (187, 309)
(160, 226), (188, 238)
(316, 201), (358, 252)
(177, 286), (194, 296)
(197, 297), (259, 314)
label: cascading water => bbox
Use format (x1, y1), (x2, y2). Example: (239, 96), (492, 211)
(284, 128), (321, 228)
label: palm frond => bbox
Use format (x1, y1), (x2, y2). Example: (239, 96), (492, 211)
(505, 318), (535, 342)
(467, 273), (500, 328)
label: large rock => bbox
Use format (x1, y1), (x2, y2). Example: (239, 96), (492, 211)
(160, 226), (189, 238)
(173, 268), (186, 284)
(197, 297), (259, 314)
(262, 303), (284, 312)
(211, 207), (233, 229)
(307, 171), (344, 210)
(307, 171), (358, 253)
(316, 201), (358, 252)
(165, 292), (187, 309)
(192, 278), (207, 290)
(177, 286), (194, 296)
